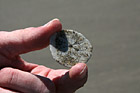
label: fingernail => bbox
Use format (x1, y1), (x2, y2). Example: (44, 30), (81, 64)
(79, 65), (87, 79)
(43, 18), (59, 27)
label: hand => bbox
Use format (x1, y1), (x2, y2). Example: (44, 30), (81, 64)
(0, 19), (88, 93)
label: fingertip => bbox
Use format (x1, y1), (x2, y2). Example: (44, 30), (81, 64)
(42, 18), (62, 33)
(43, 18), (60, 26)
(69, 63), (88, 79)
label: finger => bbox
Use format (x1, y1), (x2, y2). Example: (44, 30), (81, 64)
(0, 19), (62, 57)
(0, 67), (56, 93)
(49, 63), (88, 93)
(30, 65), (52, 76)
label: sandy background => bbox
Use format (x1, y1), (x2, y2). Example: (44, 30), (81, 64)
(0, 0), (140, 93)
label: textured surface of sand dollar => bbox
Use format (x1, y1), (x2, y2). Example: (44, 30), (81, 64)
(50, 29), (93, 67)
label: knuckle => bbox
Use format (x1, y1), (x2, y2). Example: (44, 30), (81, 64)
(0, 67), (18, 85)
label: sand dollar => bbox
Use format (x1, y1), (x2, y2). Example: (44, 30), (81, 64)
(50, 29), (93, 67)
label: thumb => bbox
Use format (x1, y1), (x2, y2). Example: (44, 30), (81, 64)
(55, 63), (88, 93)
(0, 19), (62, 57)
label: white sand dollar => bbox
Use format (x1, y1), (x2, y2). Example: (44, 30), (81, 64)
(50, 29), (93, 67)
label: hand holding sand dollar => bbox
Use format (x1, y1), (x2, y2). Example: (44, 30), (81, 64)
(50, 29), (93, 67)
(0, 19), (88, 92)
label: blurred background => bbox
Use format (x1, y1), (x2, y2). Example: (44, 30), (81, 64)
(0, 0), (140, 93)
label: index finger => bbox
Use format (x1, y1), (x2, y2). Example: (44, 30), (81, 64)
(0, 19), (62, 57)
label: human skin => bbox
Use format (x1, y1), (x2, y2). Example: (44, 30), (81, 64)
(0, 19), (88, 93)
